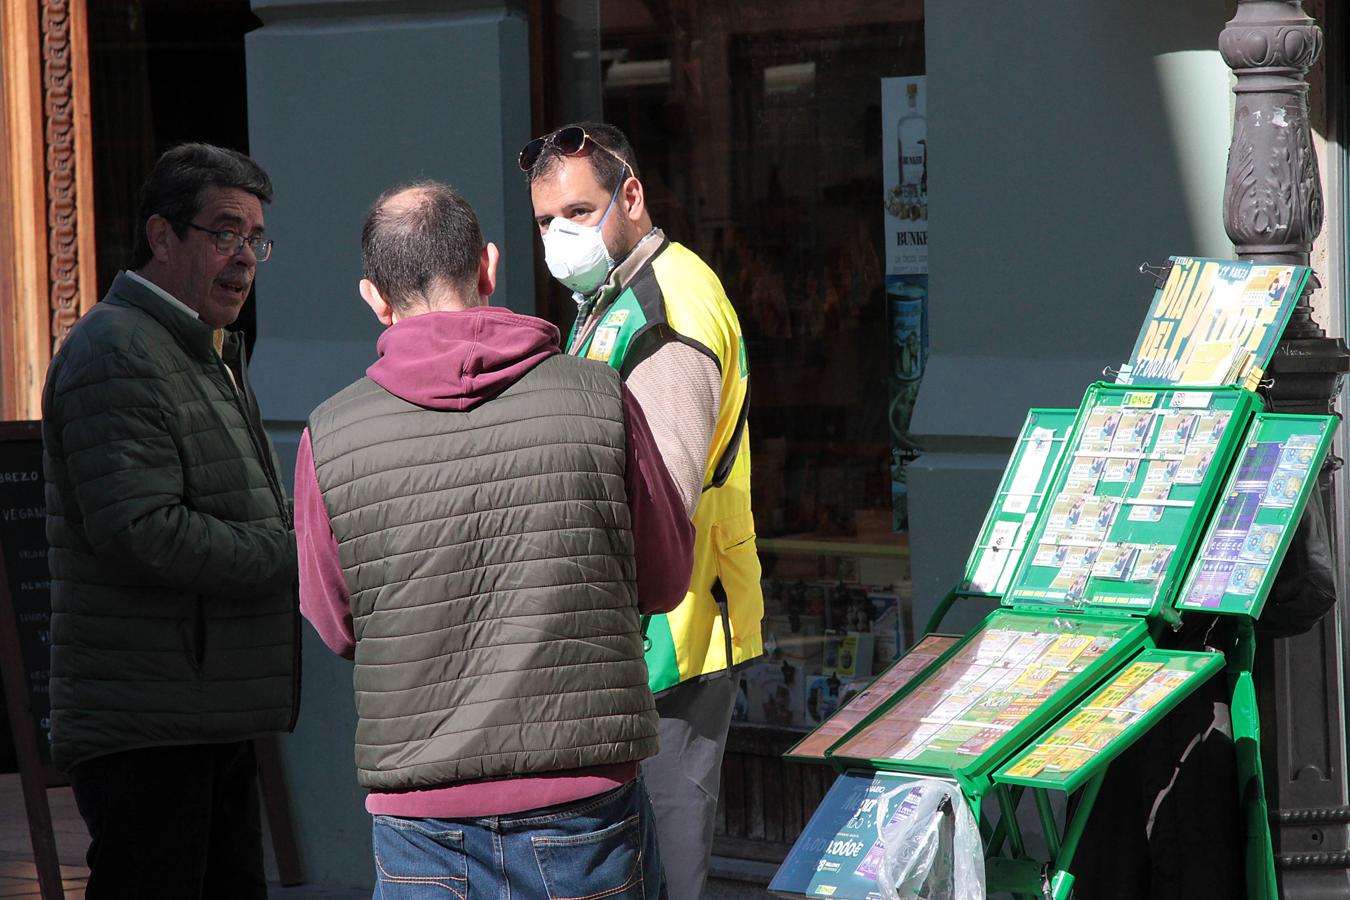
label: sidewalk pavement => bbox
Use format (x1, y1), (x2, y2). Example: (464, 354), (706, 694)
(0, 774), (368, 899)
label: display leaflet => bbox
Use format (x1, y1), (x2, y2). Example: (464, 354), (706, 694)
(769, 770), (940, 900)
(1178, 417), (1332, 615)
(963, 411), (1077, 596)
(997, 653), (1222, 790)
(1005, 386), (1252, 614)
(789, 634), (960, 760)
(833, 619), (1124, 768)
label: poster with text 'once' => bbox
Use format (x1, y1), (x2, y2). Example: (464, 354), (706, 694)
(994, 650), (1223, 793)
(788, 634), (960, 762)
(1176, 414), (1334, 618)
(1116, 257), (1309, 391)
(962, 409), (1076, 597)
(829, 610), (1146, 778)
(1003, 385), (1258, 616)
(769, 770), (942, 899)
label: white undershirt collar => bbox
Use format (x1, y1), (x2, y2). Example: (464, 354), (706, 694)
(126, 270), (200, 321)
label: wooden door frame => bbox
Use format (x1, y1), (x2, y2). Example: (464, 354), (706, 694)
(0, 0), (96, 422)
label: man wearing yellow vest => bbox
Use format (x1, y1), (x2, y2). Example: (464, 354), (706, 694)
(523, 123), (764, 899)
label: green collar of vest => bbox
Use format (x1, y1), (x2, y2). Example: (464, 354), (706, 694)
(568, 241), (674, 373)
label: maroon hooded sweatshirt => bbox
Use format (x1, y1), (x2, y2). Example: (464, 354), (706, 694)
(294, 307), (693, 818)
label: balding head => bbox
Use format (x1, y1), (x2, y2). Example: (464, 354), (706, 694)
(360, 181), (486, 315)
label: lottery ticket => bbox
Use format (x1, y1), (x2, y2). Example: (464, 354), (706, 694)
(1262, 471), (1302, 508)
(1240, 524), (1282, 562)
(1130, 546), (1172, 582)
(1226, 562), (1265, 595)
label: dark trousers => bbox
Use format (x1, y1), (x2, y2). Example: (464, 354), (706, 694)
(1071, 677), (1242, 900)
(70, 740), (267, 900)
(640, 675), (738, 900)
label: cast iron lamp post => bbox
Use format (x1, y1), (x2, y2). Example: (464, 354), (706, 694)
(1221, 1), (1350, 895)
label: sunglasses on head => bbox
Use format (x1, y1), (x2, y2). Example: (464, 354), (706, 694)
(517, 126), (631, 176)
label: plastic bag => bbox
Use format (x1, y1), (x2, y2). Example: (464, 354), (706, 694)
(875, 778), (984, 900)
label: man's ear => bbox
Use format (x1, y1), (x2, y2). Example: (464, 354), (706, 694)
(621, 176), (646, 225)
(360, 279), (396, 326)
(145, 214), (175, 263)
(478, 242), (500, 300)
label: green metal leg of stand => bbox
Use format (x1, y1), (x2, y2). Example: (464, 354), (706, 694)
(1230, 621), (1277, 900)
(1043, 770), (1106, 900)
(996, 785), (1027, 859)
(1033, 788), (1061, 859)
(987, 785), (1045, 900)
(922, 586), (961, 637)
(984, 784), (1024, 857)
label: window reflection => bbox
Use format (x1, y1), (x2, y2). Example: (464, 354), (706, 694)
(592, 2), (925, 742)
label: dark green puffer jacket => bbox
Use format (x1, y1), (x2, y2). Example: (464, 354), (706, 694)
(42, 272), (299, 772)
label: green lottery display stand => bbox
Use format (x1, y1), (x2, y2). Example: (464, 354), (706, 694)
(771, 256), (1337, 900)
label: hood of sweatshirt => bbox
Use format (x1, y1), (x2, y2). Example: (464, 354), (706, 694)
(366, 307), (560, 411)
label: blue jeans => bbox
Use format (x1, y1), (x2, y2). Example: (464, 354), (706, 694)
(371, 779), (666, 900)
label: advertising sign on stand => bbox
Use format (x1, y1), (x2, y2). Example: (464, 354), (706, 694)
(770, 770), (936, 899)
(1116, 257), (1308, 390)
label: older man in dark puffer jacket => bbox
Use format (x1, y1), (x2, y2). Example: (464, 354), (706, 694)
(42, 143), (298, 899)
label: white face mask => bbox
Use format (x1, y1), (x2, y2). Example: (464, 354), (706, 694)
(541, 181), (623, 295)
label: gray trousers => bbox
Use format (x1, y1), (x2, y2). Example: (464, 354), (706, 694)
(641, 674), (739, 900)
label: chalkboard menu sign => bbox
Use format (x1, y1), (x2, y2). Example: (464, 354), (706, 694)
(0, 422), (54, 772)
(0, 421), (68, 899)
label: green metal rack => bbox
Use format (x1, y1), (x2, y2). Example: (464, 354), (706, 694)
(771, 384), (1336, 899)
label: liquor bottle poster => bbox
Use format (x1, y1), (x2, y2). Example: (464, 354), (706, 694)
(882, 76), (927, 273)
(882, 75), (928, 532)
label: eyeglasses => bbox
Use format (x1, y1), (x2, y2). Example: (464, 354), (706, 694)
(173, 220), (273, 262)
(517, 126), (632, 177)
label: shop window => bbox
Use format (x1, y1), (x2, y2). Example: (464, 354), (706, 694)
(88, 0), (260, 354)
(576, 3), (924, 739)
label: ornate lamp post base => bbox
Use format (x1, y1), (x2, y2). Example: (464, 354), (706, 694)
(1223, 2), (1350, 895)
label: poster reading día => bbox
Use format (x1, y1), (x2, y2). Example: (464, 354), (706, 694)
(882, 75), (927, 532)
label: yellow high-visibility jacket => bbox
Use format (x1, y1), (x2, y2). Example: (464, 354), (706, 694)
(569, 238), (764, 694)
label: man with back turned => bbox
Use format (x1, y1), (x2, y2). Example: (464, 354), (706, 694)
(295, 180), (693, 897)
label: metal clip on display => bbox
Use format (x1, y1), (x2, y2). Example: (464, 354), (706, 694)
(1137, 260), (1174, 290)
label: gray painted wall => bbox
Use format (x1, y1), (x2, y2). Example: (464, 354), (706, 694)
(912, 0), (1236, 634)
(246, 0), (533, 887)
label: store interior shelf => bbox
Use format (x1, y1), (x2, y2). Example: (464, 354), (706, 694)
(757, 537), (908, 559)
